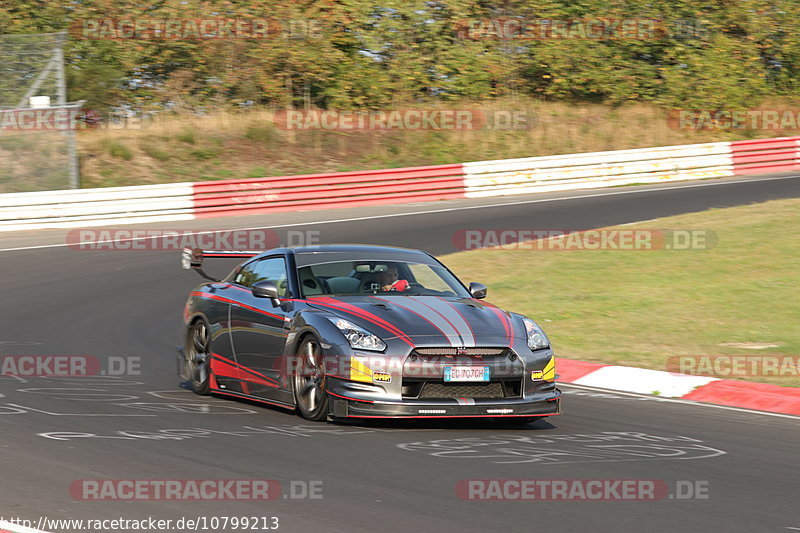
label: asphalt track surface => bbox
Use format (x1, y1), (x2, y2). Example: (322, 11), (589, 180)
(1, 173), (799, 533)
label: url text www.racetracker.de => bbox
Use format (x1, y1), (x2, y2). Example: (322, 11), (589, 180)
(0, 515), (280, 532)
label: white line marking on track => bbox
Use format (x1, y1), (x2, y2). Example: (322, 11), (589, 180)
(0, 519), (50, 533)
(5, 403), (156, 417)
(1, 174), (797, 253)
(619, 219), (659, 226)
(561, 383), (800, 420)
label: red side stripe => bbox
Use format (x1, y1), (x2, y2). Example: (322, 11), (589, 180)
(221, 282), (252, 293)
(192, 291), (284, 320)
(210, 355), (278, 387)
(211, 354), (278, 384)
(203, 253), (259, 258)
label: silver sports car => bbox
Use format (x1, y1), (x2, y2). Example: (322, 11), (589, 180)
(179, 244), (561, 423)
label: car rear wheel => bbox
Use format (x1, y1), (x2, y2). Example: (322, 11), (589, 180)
(293, 337), (329, 421)
(185, 319), (212, 395)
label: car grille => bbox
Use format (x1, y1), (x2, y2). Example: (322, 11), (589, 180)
(405, 380), (522, 400)
(402, 348), (523, 400)
(419, 382), (504, 399)
(412, 347), (507, 357)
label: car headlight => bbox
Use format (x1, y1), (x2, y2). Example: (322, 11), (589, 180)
(328, 318), (387, 352)
(522, 318), (550, 351)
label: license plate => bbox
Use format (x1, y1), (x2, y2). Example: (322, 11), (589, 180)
(444, 366), (490, 382)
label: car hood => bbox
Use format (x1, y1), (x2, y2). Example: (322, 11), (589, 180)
(305, 295), (520, 348)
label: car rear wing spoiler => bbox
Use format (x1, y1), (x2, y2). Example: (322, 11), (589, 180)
(181, 247), (261, 281)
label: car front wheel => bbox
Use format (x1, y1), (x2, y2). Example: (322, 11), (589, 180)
(293, 337), (329, 421)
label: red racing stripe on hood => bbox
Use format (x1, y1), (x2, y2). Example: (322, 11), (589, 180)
(482, 303), (513, 347)
(439, 298), (477, 340)
(308, 297), (415, 346)
(368, 295), (453, 346)
(406, 296), (466, 346)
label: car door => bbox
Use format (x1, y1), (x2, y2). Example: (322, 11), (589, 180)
(229, 255), (292, 398)
(197, 282), (239, 392)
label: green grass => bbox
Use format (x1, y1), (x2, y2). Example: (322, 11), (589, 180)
(442, 199), (800, 387)
(139, 142), (170, 161)
(75, 99), (800, 189)
(188, 147), (221, 160)
(244, 124), (279, 143)
(103, 139), (133, 160)
(176, 129), (197, 144)
(246, 166), (267, 178)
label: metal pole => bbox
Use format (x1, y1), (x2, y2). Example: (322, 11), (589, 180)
(53, 34), (80, 189)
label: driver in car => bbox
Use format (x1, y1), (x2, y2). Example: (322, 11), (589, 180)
(377, 265), (410, 292)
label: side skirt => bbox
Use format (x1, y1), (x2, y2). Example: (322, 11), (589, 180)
(210, 388), (296, 411)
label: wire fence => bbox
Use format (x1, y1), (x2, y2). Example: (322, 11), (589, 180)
(0, 32), (81, 192)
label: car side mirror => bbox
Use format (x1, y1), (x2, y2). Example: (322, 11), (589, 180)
(469, 282), (487, 299)
(181, 247), (203, 270)
(252, 280), (281, 305)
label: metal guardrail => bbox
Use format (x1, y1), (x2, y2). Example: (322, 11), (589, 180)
(0, 183), (195, 230)
(462, 141), (735, 197)
(191, 164), (465, 218)
(0, 136), (797, 231)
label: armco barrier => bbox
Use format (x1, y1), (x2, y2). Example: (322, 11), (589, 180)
(462, 141), (734, 198)
(0, 182), (195, 231)
(191, 164), (466, 218)
(0, 136), (797, 231)
(731, 137), (800, 175)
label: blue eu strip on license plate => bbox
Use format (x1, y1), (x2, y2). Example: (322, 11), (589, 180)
(444, 366), (491, 382)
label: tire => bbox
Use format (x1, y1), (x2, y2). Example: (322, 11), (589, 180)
(292, 336), (329, 421)
(185, 319), (212, 395)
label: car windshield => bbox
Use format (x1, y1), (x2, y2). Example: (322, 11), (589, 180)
(297, 260), (471, 298)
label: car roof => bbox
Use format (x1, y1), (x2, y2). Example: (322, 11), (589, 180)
(254, 244), (438, 267)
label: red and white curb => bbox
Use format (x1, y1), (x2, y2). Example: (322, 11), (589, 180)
(0, 521), (50, 533)
(558, 359), (800, 416)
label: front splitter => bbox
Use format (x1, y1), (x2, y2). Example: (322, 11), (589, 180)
(328, 391), (561, 419)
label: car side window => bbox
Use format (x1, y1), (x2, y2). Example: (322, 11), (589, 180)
(235, 257), (290, 296)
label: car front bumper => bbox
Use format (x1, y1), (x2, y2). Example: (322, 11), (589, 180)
(327, 385), (562, 419)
